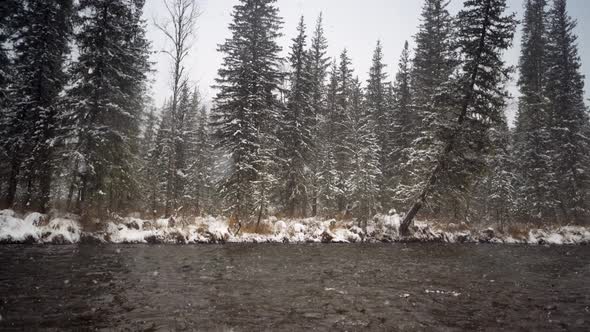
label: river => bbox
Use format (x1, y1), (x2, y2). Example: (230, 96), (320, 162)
(0, 244), (588, 331)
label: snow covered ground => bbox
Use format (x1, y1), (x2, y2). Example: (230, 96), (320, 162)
(0, 210), (81, 244)
(1, 209), (589, 245)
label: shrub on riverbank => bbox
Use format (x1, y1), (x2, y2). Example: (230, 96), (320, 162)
(1, 209), (589, 245)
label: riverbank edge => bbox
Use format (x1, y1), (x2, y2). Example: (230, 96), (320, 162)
(1, 210), (589, 246)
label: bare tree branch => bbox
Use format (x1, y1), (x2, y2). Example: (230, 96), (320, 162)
(154, 0), (201, 217)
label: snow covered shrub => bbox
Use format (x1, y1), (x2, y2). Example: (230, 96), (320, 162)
(0, 213), (39, 243)
(41, 218), (82, 244)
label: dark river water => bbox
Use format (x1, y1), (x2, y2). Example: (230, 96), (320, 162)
(0, 244), (589, 331)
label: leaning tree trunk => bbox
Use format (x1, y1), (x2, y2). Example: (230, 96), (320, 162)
(399, 1), (492, 235)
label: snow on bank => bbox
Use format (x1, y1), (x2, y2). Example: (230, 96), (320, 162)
(1, 210), (589, 245)
(0, 210), (81, 244)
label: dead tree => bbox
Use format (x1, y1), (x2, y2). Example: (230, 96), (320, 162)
(155, 0), (200, 217)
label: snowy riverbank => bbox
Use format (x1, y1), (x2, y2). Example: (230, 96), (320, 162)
(1, 209), (589, 245)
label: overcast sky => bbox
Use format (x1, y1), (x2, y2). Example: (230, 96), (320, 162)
(143, 0), (590, 123)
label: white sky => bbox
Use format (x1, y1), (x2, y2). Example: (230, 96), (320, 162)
(143, 0), (590, 123)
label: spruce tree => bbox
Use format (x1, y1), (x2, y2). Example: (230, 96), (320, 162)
(181, 90), (199, 216)
(348, 77), (381, 225)
(471, 118), (516, 227)
(212, 0), (284, 225)
(307, 13), (330, 216)
(67, 0), (151, 216)
(316, 60), (340, 215)
(390, 41), (415, 209)
(544, 0), (590, 222)
(0, 0), (20, 208)
(152, 86), (199, 218)
(334, 49), (355, 214)
(8, 0), (73, 211)
(280, 16), (313, 217)
(400, 0), (517, 232)
(513, 0), (555, 221)
(411, 0), (455, 109)
(0, 0), (18, 103)
(183, 89), (215, 216)
(152, 101), (175, 216)
(139, 106), (160, 217)
(400, 0), (456, 214)
(187, 98), (216, 216)
(171, 85), (192, 215)
(365, 40), (391, 212)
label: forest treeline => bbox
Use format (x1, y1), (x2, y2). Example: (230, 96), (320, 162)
(0, 0), (588, 227)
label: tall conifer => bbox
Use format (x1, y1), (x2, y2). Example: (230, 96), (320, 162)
(513, 0), (554, 221)
(212, 0), (284, 225)
(544, 0), (590, 222)
(366, 41), (391, 211)
(67, 0), (151, 216)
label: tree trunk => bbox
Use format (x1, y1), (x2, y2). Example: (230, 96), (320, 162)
(77, 174), (88, 215)
(311, 185), (318, 217)
(38, 162), (52, 213)
(400, 0), (492, 235)
(256, 186), (265, 232)
(5, 156), (20, 208)
(66, 161), (79, 212)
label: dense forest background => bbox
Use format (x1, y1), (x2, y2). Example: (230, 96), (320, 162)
(0, 0), (588, 227)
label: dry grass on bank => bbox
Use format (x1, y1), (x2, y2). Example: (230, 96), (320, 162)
(240, 221), (275, 235)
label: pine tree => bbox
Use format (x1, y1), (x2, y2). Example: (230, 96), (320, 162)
(280, 16), (313, 217)
(544, 0), (590, 222)
(66, 0), (151, 216)
(7, 0), (73, 212)
(512, 0), (555, 221)
(212, 0), (284, 226)
(365, 40), (391, 212)
(400, 0), (517, 233)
